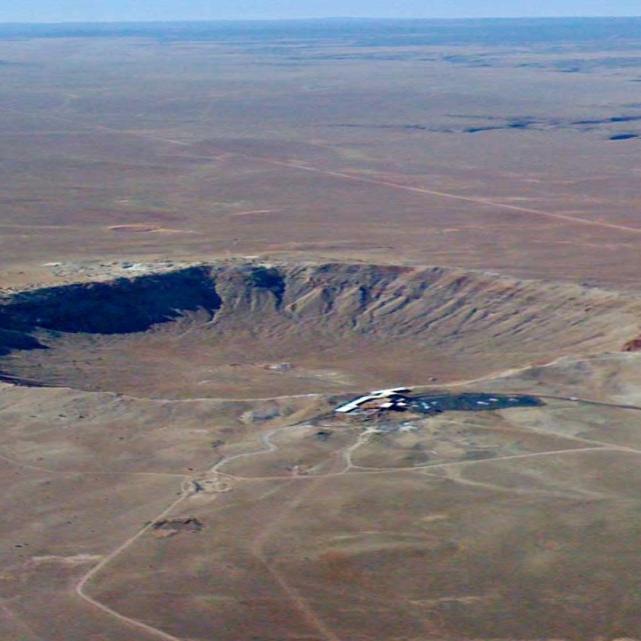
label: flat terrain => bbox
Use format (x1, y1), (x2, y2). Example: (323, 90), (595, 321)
(3, 358), (641, 641)
(0, 19), (640, 289)
(1, 18), (641, 641)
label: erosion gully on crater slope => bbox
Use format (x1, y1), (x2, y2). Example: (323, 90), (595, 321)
(0, 261), (639, 399)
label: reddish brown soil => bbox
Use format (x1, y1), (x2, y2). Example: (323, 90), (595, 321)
(623, 336), (641, 352)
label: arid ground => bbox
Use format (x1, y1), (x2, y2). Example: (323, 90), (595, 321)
(1, 18), (641, 641)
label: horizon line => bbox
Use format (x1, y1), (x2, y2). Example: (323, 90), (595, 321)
(1, 15), (640, 26)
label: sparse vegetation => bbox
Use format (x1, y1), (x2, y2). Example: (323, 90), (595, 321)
(1, 17), (641, 641)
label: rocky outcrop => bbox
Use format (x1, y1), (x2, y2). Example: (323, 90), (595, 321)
(623, 336), (641, 352)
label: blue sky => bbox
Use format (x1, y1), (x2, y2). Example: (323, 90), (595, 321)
(2, 1), (641, 23)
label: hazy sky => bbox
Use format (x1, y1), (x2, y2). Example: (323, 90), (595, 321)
(2, 1), (641, 23)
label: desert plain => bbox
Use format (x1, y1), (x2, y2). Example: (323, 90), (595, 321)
(1, 18), (641, 641)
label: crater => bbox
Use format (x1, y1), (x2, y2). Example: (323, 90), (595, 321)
(1, 261), (640, 399)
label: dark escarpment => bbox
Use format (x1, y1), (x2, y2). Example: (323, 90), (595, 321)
(0, 267), (222, 372)
(1, 261), (640, 398)
(624, 336), (641, 352)
(0, 266), (221, 343)
(0, 328), (44, 357)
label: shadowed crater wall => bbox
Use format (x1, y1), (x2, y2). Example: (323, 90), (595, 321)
(0, 266), (220, 342)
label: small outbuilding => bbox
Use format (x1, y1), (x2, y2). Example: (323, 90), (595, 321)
(335, 387), (411, 414)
